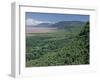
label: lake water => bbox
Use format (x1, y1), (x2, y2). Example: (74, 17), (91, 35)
(26, 27), (57, 33)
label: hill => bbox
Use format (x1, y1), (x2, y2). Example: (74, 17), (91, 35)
(26, 21), (86, 29)
(50, 21), (86, 29)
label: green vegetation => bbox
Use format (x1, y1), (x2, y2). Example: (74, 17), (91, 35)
(26, 22), (89, 67)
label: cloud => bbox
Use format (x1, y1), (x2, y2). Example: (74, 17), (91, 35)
(26, 18), (52, 26)
(26, 18), (43, 26)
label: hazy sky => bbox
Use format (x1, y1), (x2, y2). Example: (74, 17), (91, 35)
(26, 12), (89, 26)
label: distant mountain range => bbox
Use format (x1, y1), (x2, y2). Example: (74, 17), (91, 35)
(35, 23), (52, 27)
(50, 21), (86, 29)
(27, 21), (87, 29)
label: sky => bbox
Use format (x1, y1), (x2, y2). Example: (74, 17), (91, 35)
(26, 12), (89, 26)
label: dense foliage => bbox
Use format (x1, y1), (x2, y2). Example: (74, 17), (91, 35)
(26, 22), (89, 67)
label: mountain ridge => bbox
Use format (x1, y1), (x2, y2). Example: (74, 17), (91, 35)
(26, 21), (87, 29)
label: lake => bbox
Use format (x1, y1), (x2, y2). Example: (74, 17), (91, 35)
(26, 27), (57, 34)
